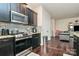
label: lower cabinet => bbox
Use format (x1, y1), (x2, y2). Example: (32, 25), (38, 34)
(74, 35), (79, 56)
(32, 33), (41, 49)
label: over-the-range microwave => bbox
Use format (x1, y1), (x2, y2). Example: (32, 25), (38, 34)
(11, 11), (28, 24)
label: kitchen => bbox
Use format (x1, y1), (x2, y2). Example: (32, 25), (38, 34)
(0, 3), (41, 56)
(1, 3), (79, 56)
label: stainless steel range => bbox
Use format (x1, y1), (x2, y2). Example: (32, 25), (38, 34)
(14, 33), (32, 56)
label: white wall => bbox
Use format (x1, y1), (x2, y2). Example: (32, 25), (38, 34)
(56, 17), (79, 31)
(41, 6), (52, 40)
(34, 6), (52, 45)
(52, 19), (56, 37)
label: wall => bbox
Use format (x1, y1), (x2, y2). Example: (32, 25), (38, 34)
(52, 18), (56, 37)
(0, 22), (33, 34)
(42, 7), (52, 40)
(35, 6), (52, 45)
(56, 17), (79, 31)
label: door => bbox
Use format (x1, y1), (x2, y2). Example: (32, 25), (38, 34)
(25, 38), (32, 49)
(26, 8), (37, 26)
(0, 37), (15, 56)
(0, 3), (10, 22)
(19, 3), (26, 15)
(26, 8), (33, 25)
(32, 34), (40, 49)
(11, 3), (20, 13)
(11, 3), (26, 15)
(32, 11), (37, 26)
(15, 39), (26, 54)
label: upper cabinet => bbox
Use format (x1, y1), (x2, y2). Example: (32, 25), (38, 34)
(10, 3), (19, 13)
(32, 11), (37, 26)
(0, 3), (10, 22)
(11, 3), (26, 15)
(26, 8), (37, 26)
(0, 3), (37, 26)
(26, 8), (33, 25)
(19, 3), (26, 15)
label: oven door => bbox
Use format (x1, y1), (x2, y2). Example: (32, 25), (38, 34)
(15, 38), (32, 55)
(0, 37), (15, 56)
(15, 39), (26, 54)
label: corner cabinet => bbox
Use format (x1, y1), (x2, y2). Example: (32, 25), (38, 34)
(0, 3), (10, 22)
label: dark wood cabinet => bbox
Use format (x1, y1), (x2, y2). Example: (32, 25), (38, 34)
(32, 11), (37, 26)
(19, 3), (26, 15)
(26, 8), (33, 25)
(26, 8), (37, 26)
(74, 35), (79, 56)
(25, 38), (32, 49)
(11, 3), (20, 13)
(0, 37), (15, 56)
(11, 3), (27, 15)
(32, 33), (41, 49)
(0, 3), (10, 22)
(0, 3), (37, 26)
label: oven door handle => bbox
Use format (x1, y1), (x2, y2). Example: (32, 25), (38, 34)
(15, 36), (32, 41)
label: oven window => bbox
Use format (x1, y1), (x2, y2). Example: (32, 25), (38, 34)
(15, 39), (26, 54)
(15, 38), (32, 54)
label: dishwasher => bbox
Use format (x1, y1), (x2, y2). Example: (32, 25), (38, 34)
(0, 36), (15, 56)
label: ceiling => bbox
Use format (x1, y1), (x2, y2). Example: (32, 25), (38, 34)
(28, 3), (79, 20)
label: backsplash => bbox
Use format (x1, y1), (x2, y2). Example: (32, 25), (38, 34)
(0, 22), (41, 35)
(0, 22), (33, 34)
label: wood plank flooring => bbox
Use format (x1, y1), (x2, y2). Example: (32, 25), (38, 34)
(32, 37), (75, 56)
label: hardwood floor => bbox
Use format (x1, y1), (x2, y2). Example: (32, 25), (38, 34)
(32, 37), (75, 56)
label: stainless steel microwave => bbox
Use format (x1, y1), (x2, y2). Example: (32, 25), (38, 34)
(11, 11), (28, 24)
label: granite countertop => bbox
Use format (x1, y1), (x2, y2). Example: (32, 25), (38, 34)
(73, 32), (79, 37)
(27, 32), (40, 35)
(0, 32), (40, 39)
(0, 35), (14, 39)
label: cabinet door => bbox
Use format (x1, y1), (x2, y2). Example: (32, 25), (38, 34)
(32, 34), (40, 49)
(26, 8), (37, 26)
(32, 37), (35, 49)
(11, 3), (26, 15)
(37, 36), (41, 45)
(26, 8), (33, 25)
(19, 3), (26, 15)
(0, 38), (14, 56)
(32, 11), (37, 26)
(0, 3), (10, 22)
(11, 3), (20, 13)
(26, 38), (32, 48)
(27, 9), (33, 25)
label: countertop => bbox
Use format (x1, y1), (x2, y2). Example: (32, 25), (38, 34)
(73, 32), (79, 37)
(0, 32), (40, 39)
(27, 32), (40, 35)
(0, 35), (14, 39)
